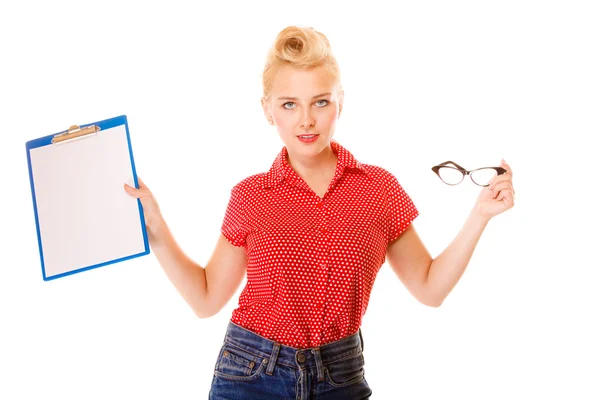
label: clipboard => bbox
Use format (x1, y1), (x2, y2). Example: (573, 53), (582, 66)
(25, 115), (150, 281)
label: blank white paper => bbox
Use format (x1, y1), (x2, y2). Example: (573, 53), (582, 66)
(29, 124), (146, 278)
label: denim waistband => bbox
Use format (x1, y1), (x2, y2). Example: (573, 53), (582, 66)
(222, 321), (364, 379)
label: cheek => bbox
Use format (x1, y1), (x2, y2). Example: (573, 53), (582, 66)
(321, 109), (338, 126)
(273, 114), (296, 132)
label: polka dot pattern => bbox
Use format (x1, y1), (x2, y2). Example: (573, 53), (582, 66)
(221, 140), (419, 348)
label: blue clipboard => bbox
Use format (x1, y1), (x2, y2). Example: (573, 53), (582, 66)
(26, 115), (150, 281)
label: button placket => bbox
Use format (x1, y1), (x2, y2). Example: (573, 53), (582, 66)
(315, 197), (330, 329)
(319, 205), (329, 236)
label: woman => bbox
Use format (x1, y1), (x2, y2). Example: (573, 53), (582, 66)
(125, 25), (515, 400)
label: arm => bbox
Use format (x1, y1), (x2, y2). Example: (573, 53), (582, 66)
(125, 178), (247, 318)
(386, 212), (488, 307)
(151, 222), (247, 318)
(386, 159), (515, 307)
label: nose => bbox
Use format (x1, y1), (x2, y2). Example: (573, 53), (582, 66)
(299, 108), (315, 129)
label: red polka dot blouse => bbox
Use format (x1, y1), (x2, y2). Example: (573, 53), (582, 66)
(220, 140), (419, 348)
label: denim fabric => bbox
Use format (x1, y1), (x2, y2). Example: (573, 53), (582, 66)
(208, 321), (372, 399)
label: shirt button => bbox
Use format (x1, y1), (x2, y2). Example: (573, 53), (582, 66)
(297, 353), (306, 363)
(320, 263), (327, 269)
(320, 228), (327, 234)
(317, 202), (323, 209)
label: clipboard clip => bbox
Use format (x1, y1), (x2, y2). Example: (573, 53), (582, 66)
(52, 124), (101, 144)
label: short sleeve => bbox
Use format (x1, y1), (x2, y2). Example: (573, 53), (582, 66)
(221, 185), (249, 247)
(386, 174), (419, 243)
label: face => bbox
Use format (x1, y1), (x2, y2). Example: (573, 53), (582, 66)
(262, 66), (344, 160)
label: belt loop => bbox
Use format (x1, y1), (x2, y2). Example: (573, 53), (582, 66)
(266, 342), (280, 376)
(311, 347), (325, 381)
(359, 328), (364, 352)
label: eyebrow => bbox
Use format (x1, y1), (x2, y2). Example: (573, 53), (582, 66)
(277, 92), (332, 101)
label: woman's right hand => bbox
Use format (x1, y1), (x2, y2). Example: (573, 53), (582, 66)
(124, 177), (165, 241)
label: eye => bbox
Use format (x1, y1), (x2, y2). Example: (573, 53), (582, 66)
(316, 99), (329, 107)
(282, 102), (296, 110)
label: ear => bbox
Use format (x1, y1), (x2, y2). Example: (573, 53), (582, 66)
(338, 89), (345, 118)
(261, 97), (274, 125)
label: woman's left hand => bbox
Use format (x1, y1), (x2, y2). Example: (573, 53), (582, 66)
(474, 159), (515, 220)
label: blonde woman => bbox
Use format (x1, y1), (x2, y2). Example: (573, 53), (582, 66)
(125, 25), (515, 400)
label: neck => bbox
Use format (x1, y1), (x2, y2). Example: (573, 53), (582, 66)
(287, 144), (337, 179)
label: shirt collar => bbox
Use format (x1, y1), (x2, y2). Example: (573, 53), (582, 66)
(262, 139), (366, 190)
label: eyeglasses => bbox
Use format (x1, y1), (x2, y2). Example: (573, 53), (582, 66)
(432, 161), (507, 187)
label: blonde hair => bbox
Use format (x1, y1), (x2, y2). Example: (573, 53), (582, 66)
(262, 26), (341, 99)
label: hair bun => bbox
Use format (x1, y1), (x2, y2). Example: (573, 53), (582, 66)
(273, 26), (330, 67)
(262, 26), (340, 98)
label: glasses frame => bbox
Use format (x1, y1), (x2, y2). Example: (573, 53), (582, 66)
(432, 161), (507, 187)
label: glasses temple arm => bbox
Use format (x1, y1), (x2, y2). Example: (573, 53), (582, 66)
(437, 161), (467, 172)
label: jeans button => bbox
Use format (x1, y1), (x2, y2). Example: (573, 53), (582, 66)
(297, 353), (306, 362)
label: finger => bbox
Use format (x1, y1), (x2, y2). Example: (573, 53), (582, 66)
(489, 181), (514, 196)
(490, 172), (513, 184)
(488, 174), (514, 191)
(125, 181), (151, 198)
(494, 186), (515, 201)
(500, 159), (513, 176)
(496, 188), (515, 207)
(124, 183), (142, 198)
(494, 187), (514, 200)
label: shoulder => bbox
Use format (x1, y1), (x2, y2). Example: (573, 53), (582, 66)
(362, 163), (401, 186)
(229, 173), (267, 194)
(361, 164), (413, 204)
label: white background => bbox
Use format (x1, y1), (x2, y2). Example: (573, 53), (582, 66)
(1, 1), (598, 399)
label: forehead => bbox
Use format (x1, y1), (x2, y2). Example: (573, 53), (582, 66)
(271, 66), (336, 98)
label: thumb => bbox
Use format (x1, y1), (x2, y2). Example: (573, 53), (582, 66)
(124, 182), (142, 198)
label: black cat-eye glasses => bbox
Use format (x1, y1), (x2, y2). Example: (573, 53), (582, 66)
(432, 161), (507, 187)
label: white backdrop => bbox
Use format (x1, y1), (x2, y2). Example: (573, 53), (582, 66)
(1, 1), (598, 399)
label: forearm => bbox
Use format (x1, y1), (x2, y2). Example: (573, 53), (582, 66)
(150, 219), (209, 317)
(425, 208), (490, 306)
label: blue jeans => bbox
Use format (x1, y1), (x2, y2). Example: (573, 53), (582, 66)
(208, 321), (372, 399)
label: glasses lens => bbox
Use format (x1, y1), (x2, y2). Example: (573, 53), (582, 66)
(437, 167), (464, 185)
(470, 168), (498, 186)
